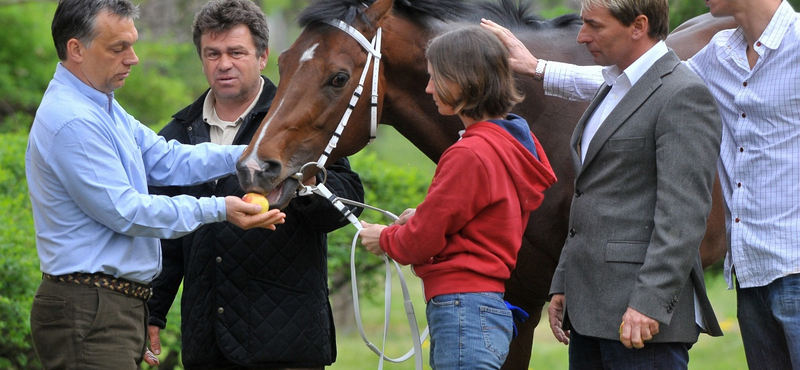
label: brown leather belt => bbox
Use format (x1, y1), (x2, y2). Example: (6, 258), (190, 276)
(42, 272), (152, 301)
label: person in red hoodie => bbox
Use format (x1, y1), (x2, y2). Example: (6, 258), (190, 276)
(358, 25), (557, 370)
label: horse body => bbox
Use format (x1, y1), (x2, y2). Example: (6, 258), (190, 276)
(236, 0), (735, 367)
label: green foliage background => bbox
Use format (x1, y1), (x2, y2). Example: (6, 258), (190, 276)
(0, 133), (39, 369)
(0, 3), (57, 134)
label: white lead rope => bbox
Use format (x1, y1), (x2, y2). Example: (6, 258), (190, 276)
(294, 166), (428, 370)
(297, 15), (425, 369)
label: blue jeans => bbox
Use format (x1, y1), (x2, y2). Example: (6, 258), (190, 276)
(568, 330), (690, 370)
(736, 273), (800, 370)
(426, 292), (513, 370)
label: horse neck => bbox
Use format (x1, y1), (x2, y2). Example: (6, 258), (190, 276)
(375, 18), (466, 163)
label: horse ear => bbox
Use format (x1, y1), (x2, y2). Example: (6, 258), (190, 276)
(364, 0), (393, 25)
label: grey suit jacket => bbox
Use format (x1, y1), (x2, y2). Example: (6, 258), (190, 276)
(549, 50), (724, 343)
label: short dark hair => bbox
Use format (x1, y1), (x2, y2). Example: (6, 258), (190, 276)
(582, 0), (669, 40)
(192, 0), (269, 58)
(425, 25), (524, 121)
(51, 0), (140, 61)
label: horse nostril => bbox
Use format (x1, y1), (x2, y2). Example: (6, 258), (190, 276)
(236, 155), (283, 191)
(259, 159), (282, 177)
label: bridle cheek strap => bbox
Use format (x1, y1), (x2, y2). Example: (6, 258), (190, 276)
(317, 20), (382, 170)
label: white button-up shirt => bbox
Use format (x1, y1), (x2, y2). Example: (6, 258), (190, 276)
(544, 1), (800, 289)
(203, 78), (265, 145)
(687, 1), (800, 289)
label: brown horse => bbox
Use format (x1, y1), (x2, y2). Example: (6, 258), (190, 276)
(235, 0), (736, 367)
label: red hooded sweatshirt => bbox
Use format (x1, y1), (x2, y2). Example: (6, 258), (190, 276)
(380, 118), (557, 301)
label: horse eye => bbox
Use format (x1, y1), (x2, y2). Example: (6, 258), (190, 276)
(330, 73), (349, 88)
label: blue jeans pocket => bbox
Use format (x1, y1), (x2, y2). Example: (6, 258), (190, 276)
(480, 305), (513, 361)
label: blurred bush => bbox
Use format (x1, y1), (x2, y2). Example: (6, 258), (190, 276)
(0, 3), (58, 133)
(326, 150), (432, 301)
(0, 132), (40, 369)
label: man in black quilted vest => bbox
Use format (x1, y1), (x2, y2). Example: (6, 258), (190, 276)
(145, 1), (364, 369)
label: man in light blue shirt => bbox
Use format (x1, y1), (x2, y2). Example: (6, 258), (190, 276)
(25, 1), (285, 369)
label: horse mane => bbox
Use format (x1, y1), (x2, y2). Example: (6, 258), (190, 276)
(298, 0), (379, 28)
(297, 0), (581, 30)
(473, 0), (582, 30)
(473, 0), (541, 26)
(391, 0), (477, 22)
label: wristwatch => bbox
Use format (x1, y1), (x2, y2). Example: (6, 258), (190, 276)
(533, 59), (547, 81)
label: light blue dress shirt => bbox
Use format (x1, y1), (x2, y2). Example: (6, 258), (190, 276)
(25, 63), (246, 284)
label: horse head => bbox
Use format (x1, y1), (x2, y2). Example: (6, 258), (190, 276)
(236, 0), (393, 208)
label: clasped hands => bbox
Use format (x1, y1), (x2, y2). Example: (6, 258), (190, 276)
(358, 208), (415, 256)
(548, 294), (659, 349)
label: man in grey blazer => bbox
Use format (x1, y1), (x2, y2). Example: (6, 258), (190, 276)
(536, 0), (724, 368)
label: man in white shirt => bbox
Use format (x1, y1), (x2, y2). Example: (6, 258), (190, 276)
(484, 0), (800, 368)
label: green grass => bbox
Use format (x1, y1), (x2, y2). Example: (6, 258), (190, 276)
(329, 270), (746, 370)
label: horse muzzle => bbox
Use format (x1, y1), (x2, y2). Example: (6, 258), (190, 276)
(236, 154), (298, 209)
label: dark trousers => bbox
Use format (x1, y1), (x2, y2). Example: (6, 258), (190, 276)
(737, 273), (800, 370)
(568, 330), (690, 370)
(30, 278), (148, 370)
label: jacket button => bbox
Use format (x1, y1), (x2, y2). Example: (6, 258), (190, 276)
(575, 189), (582, 197)
(215, 256), (222, 263)
(217, 307), (224, 314)
(569, 229), (576, 237)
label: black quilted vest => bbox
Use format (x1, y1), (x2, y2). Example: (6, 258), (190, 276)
(147, 77), (364, 369)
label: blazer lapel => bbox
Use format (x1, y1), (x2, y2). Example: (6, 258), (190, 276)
(581, 52), (681, 169)
(570, 84), (612, 173)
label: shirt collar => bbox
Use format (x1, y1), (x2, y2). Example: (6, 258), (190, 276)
(756, 0), (796, 50)
(601, 40), (669, 87)
(54, 62), (115, 113)
(203, 77), (265, 127)
(727, 1), (796, 52)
